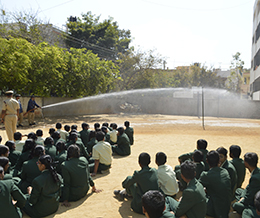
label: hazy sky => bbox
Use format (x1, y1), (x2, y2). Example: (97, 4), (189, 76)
(1, 0), (255, 70)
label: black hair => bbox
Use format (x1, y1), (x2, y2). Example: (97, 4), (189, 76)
(216, 147), (228, 156)
(0, 156), (9, 169)
(28, 132), (37, 141)
(67, 145), (80, 160)
(30, 95), (35, 98)
(96, 131), (105, 141)
(112, 123), (117, 129)
(0, 135), (2, 143)
(101, 126), (107, 133)
(14, 132), (22, 140)
(68, 132), (78, 143)
(22, 139), (36, 153)
(142, 190), (165, 218)
(56, 141), (66, 154)
(94, 123), (100, 130)
(36, 129), (43, 137)
(156, 152), (167, 166)
(0, 166), (3, 174)
(193, 150), (204, 162)
(30, 145), (45, 159)
(64, 125), (70, 132)
(0, 145), (9, 156)
(102, 122), (109, 127)
(139, 152), (151, 167)
(5, 141), (15, 152)
(118, 127), (124, 135)
(56, 122), (62, 129)
(95, 128), (101, 132)
(197, 139), (208, 150)
(89, 131), (96, 139)
(82, 123), (89, 130)
(110, 123), (113, 127)
(71, 125), (77, 130)
(49, 128), (56, 137)
(181, 160), (196, 180)
(38, 155), (60, 183)
(207, 150), (220, 168)
(44, 137), (54, 146)
(229, 145), (241, 158)
(124, 121), (130, 127)
(52, 131), (60, 140)
(254, 191), (260, 212)
(244, 152), (258, 168)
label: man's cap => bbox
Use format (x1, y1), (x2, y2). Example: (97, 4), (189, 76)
(5, 90), (13, 94)
(31, 95), (35, 98)
(15, 94), (21, 97)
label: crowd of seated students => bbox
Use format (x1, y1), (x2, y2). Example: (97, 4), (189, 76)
(0, 120), (134, 217)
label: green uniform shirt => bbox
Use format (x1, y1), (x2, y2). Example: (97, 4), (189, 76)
(112, 133), (131, 156)
(86, 138), (97, 154)
(222, 160), (237, 196)
(125, 126), (134, 145)
(45, 144), (57, 160)
(9, 150), (21, 167)
(79, 129), (91, 147)
(230, 158), (246, 188)
(66, 139), (90, 160)
(55, 150), (67, 175)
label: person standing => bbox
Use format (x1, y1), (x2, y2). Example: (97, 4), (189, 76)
(1, 91), (19, 141)
(15, 94), (23, 127)
(26, 95), (41, 126)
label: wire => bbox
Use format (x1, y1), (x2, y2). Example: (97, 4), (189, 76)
(39, 0), (75, 13)
(140, 0), (253, 11)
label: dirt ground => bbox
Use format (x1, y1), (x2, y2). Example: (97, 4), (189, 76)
(1, 114), (260, 218)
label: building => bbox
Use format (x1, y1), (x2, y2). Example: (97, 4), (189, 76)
(250, 0), (260, 100)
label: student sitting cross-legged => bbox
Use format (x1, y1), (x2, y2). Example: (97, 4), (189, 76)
(111, 127), (131, 156)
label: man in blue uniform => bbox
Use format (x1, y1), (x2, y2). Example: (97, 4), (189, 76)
(26, 95), (41, 126)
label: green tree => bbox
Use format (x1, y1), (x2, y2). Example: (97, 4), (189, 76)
(66, 12), (131, 59)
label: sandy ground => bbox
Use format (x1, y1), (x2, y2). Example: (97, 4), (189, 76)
(1, 114), (260, 218)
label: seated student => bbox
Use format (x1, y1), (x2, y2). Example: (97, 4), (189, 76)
(86, 131), (97, 154)
(48, 128), (55, 138)
(0, 135), (2, 143)
(229, 145), (246, 188)
(79, 123), (90, 147)
(5, 141), (21, 168)
(112, 127), (131, 156)
(193, 150), (205, 179)
(35, 129), (45, 145)
(109, 123), (118, 145)
(27, 132), (37, 143)
(61, 145), (101, 207)
(19, 145), (45, 193)
(242, 190), (260, 218)
(56, 122), (69, 141)
(142, 190), (175, 218)
(55, 141), (67, 175)
(66, 132), (90, 160)
(114, 152), (158, 214)
(178, 139), (209, 171)
(14, 139), (35, 173)
(52, 131), (65, 146)
(124, 121), (134, 145)
(44, 137), (57, 160)
(173, 160), (207, 218)
(89, 131), (112, 176)
(94, 123), (100, 131)
(0, 165), (26, 218)
(0, 144), (10, 158)
(155, 152), (179, 198)
(14, 132), (25, 152)
(199, 150), (232, 218)
(232, 152), (260, 215)
(217, 146), (237, 196)
(23, 155), (62, 218)
(103, 122), (112, 131)
(101, 126), (110, 142)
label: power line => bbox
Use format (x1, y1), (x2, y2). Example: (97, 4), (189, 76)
(39, 0), (75, 13)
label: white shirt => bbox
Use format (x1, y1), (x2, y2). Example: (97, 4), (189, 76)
(109, 129), (118, 143)
(57, 129), (69, 141)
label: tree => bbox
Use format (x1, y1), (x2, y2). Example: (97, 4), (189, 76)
(226, 52), (244, 93)
(66, 12), (131, 59)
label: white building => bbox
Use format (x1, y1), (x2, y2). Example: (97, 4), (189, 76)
(250, 0), (260, 100)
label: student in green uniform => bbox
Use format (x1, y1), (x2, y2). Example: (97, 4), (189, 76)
(142, 190), (174, 218)
(19, 145), (45, 193)
(217, 146), (237, 196)
(229, 145), (246, 188)
(48, 128), (55, 138)
(94, 122), (100, 131)
(232, 152), (260, 215)
(124, 121), (134, 145)
(79, 123), (90, 147)
(199, 150), (232, 218)
(44, 137), (57, 159)
(23, 155), (62, 218)
(174, 160), (207, 218)
(5, 140), (21, 169)
(52, 131), (65, 146)
(86, 131), (97, 154)
(55, 141), (67, 175)
(114, 152), (159, 214)
(101, 126), (110, 142)
(192, 150), (205, 179)
(35, 129), (44, 145)
(242, 190), (260, 218)
(112, 127), (131, 156)
(0, 144), (9, 157)
(61, 145), (101, 207)
(103, 122), (112, 131)
(89, 131), (112, 176)
(0, 165), (26, 218)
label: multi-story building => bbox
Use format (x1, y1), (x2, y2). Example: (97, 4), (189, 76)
(250, 0), (260, 100)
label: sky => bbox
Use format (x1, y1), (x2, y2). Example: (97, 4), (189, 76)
(0, 0), (256, 70)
